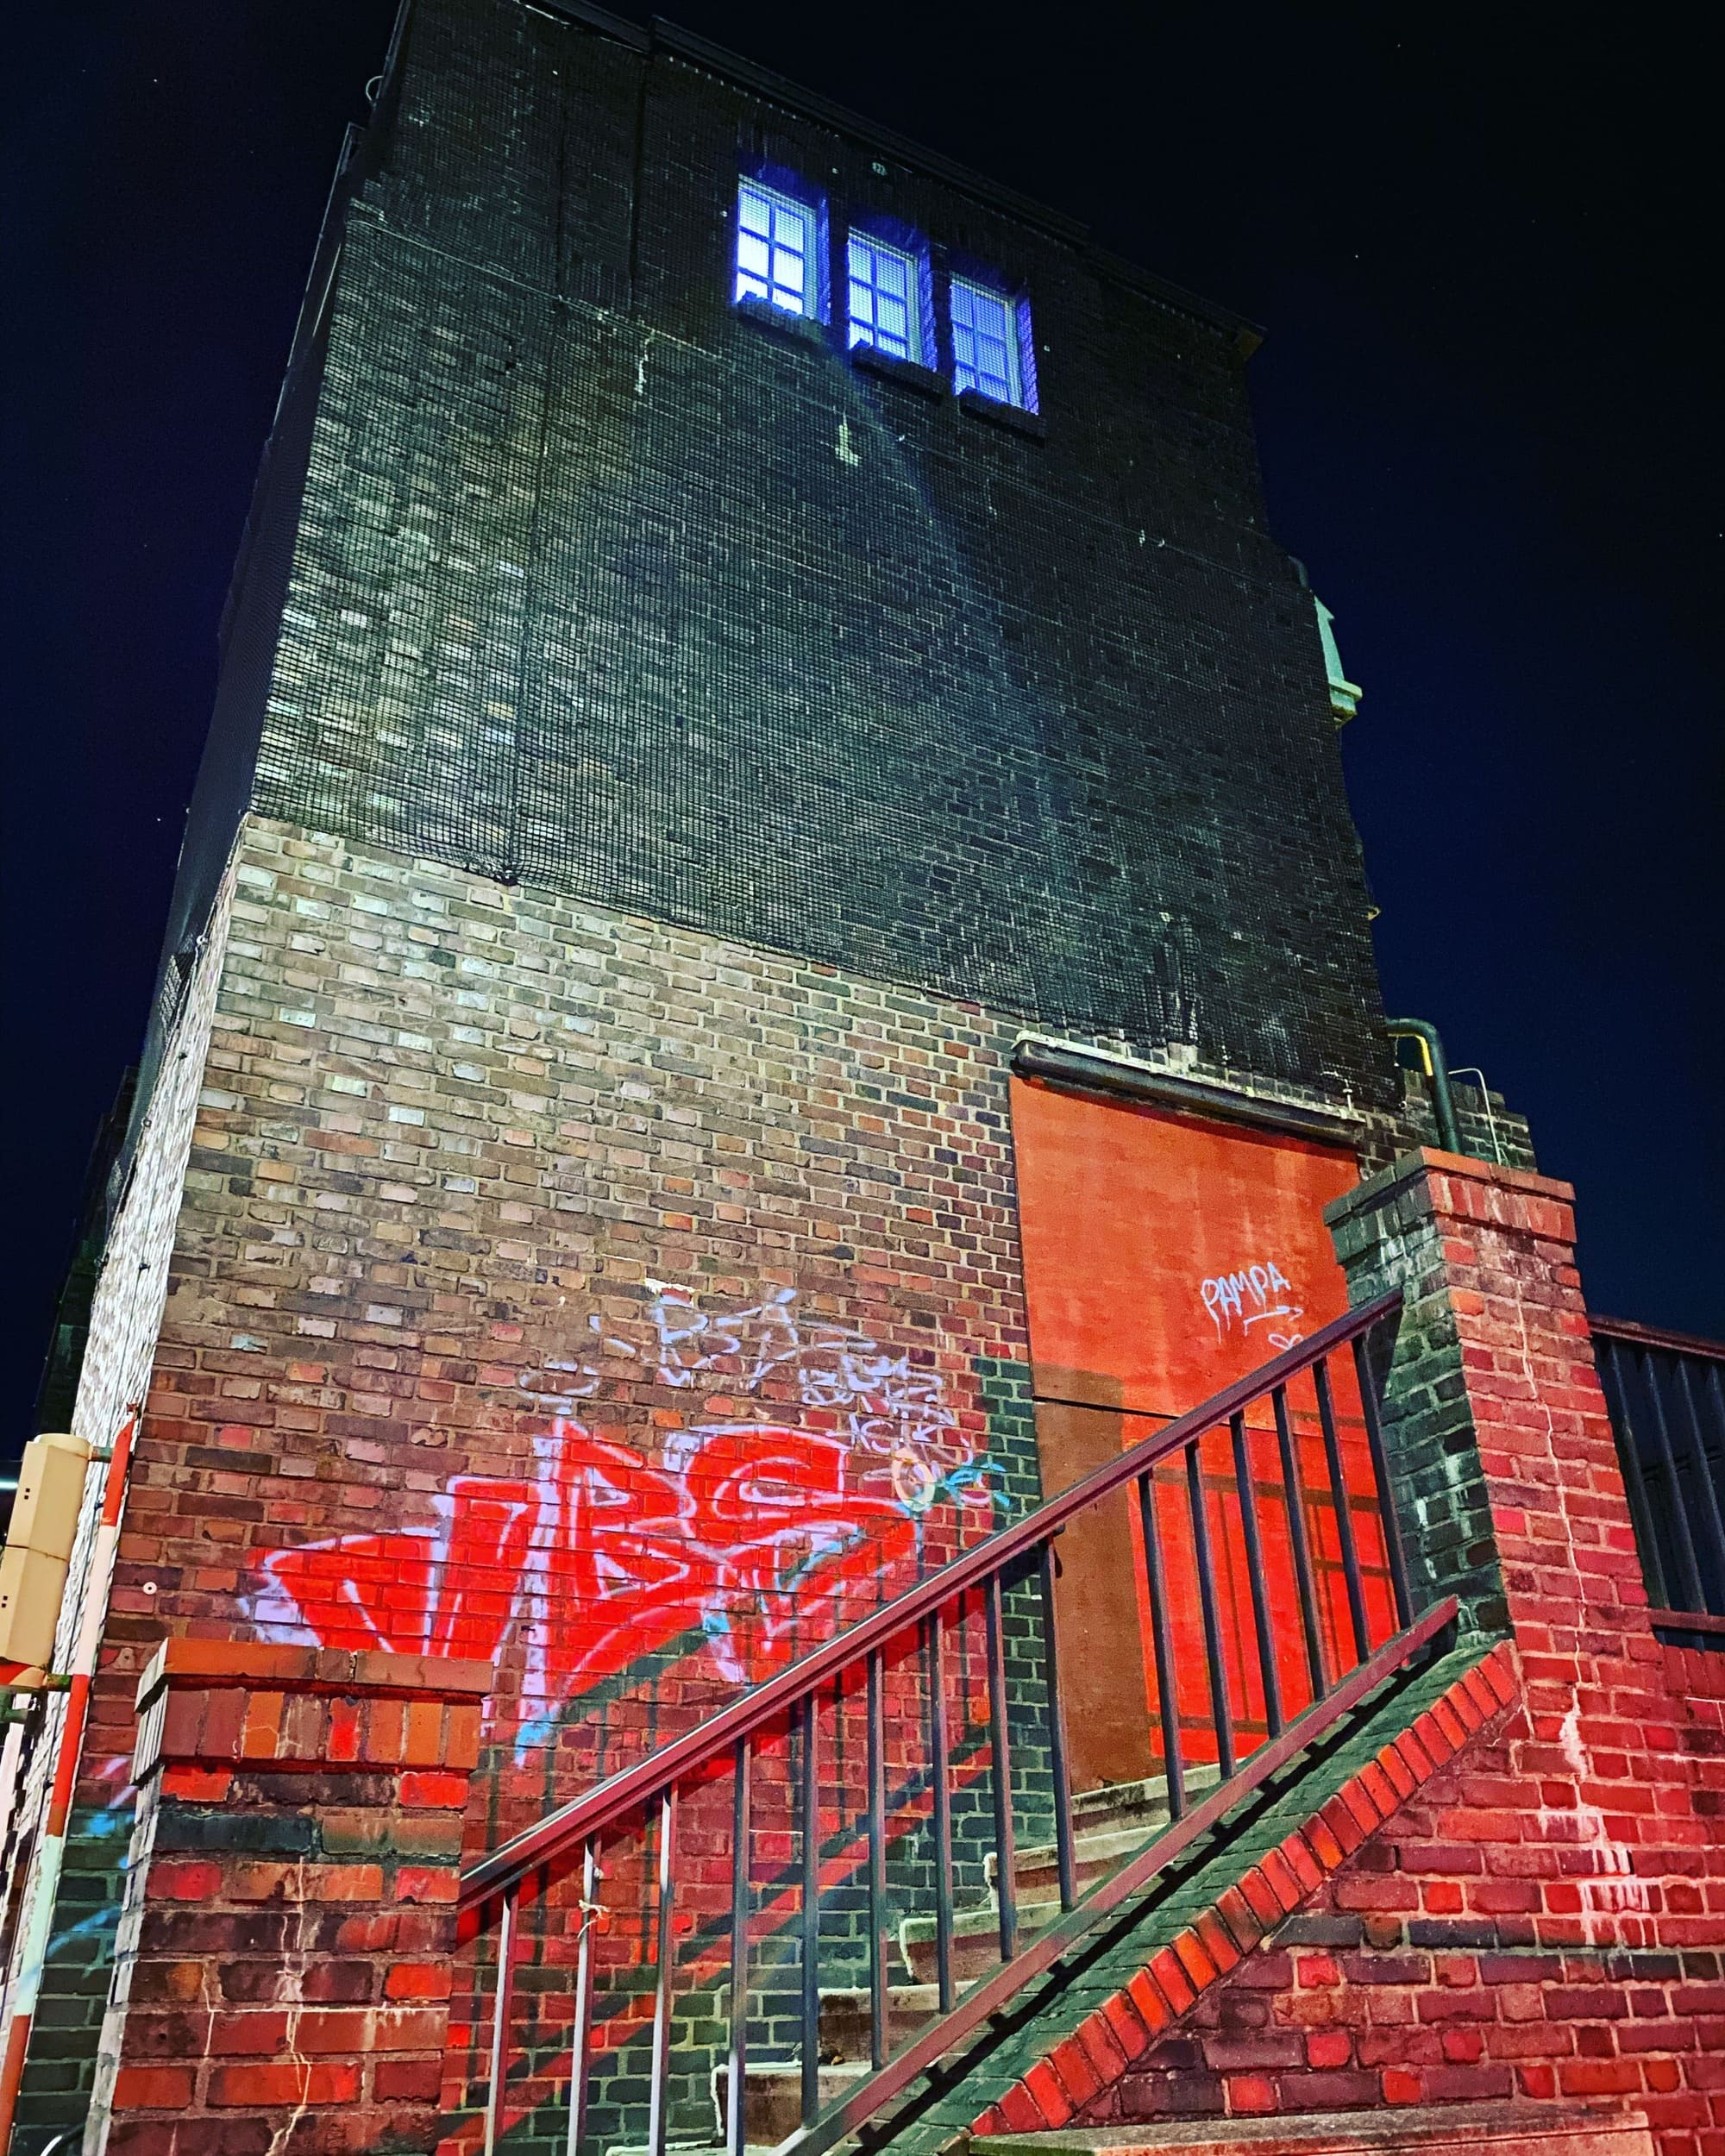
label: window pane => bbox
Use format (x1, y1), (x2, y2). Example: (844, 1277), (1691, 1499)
(950, 277), (1020, 404)
(737, 181), (811, 314)
(846, 234), (922, 363)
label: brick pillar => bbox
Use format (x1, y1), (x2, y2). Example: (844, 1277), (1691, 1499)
(1322, 1149), (1708, 1952)
(1325, 1148), (1650, 1651)
(87, 1641), (490, 2156)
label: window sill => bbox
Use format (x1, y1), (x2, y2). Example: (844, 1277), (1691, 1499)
(847, 344), (946, 398)
(734, 295), (831, 348)
(957, 387), (1045, 439)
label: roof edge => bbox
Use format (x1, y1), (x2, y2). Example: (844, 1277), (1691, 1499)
(519, 0), (1264, 349)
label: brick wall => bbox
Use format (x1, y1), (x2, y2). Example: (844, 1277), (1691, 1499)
(86, 1640), (489, 2156)
(162, 0), (1393, 1112)
(1064, 1639), (1725, 2145)
(138, 813), (1041, 1772)
(20, 812), (1054, 2146)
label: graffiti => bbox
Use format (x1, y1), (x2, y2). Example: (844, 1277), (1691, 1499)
(1542, 1699), (1649, 1941)
(1198, 1260), (1304, 1351)
(524, 1283), (971, 1513)
(251, 1288), (994, 1756)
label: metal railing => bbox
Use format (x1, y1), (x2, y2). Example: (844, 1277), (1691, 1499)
(458, 1293), (1452, 2156)
(1594, 1316), (1725, 1635)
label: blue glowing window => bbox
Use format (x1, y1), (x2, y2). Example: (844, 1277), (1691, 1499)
(846, 234), (923, 362)
(950, 277), (1026, 406)
(735, 179), (815, 315)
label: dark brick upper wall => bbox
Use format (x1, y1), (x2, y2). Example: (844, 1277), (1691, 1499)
(235, 0), (1391, 1105)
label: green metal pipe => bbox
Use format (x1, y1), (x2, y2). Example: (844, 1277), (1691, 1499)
(1386, 1018), (1465, 1155)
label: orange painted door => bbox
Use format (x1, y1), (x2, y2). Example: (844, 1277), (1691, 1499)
(1010, 1075), (1392, 1790)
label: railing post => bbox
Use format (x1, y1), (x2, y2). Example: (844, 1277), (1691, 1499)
(799, 1691), (820, 2128)
(725, 1747), (750, 2156)
(984, 1575), (1017, 1961)
(1228, 1410), (1283, 1740)
(1136, 1471), (1184, 1820)
(924, 1608), (956, 2010)
(1352, 1325), (1412, 1626)
(1272, 1382), (1328, 1701)
(1038, 1541), (1076, 1909)
(483, 1884), (519, 2156)
(646, 1786), (678, 2156)
(568, 1839), (599, 2156)
(1185, 1438), (1235, 1779)
(865, 1649), (888, 2071)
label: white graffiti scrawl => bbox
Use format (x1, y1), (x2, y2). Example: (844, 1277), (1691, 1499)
(524, 1283), (971, 1513)
(1197, 1259), (1306, 1351)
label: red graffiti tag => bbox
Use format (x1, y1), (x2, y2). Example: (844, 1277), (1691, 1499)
(254, 1421), (963, 1748)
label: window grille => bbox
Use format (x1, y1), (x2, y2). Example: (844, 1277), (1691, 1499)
(846, 233), (923, 362)
(735, 179), (816, 315)
(950, 276), (1027, 406)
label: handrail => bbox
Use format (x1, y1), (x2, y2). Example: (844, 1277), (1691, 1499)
(1592, 1313), (1725, 1365)
(461, 1289), (1402, 1907)
(1647, 1607), (1725, 1637)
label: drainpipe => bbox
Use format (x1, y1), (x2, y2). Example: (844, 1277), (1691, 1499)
(1386, 1018), (1465, 1156)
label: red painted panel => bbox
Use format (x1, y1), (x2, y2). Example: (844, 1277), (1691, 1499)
(1010, 1076), (1359, 1419)
(1010, 1076), (1393, 1784)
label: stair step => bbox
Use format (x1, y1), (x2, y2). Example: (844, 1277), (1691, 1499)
(1064, 1761), (1226, 1832)
(990, 1820), (1157, 1898)
(714, 2060), (869, 2147)
(898, 1896), (1062, 1984)
(818, 1982), (943, 2063)
(990, 1764), (1230, 1897)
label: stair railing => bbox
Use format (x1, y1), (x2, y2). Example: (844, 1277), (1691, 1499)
(1594, 1315), (1725, 1637)
(460, 1291), (1453, 2156)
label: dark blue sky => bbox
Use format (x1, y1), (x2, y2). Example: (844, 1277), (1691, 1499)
(4, 1), (1719, 1453)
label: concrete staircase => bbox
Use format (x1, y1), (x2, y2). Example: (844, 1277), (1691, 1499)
(717, 1767), (1221, 2146)
(706, 1636), (1507, 2156)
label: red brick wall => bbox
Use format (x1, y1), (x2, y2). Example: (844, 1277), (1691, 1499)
(1069, 1637), (1725, 2147)
(88, 1641), (488, 2156)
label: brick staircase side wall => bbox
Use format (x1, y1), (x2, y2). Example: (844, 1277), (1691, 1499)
(1056, 1633), (1725, 2151)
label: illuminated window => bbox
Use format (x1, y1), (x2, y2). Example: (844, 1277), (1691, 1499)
(735, 179), (817, 316)
(846, 233), (924, 363)
(950, 276), (1030, 407)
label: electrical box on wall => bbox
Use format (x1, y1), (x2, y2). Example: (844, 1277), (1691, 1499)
(0, 1545), (70, 1670)
(0, 1432), (90, 1668)
(11, 1434), (91, 1563)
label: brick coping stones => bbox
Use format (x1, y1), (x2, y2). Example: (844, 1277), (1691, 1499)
(979, 2094), (1654, 2153)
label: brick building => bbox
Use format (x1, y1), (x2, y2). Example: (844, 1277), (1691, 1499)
(3, 3), (1721, 2154)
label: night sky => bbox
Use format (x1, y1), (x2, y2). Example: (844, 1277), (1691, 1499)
(5, 1), (1719, 1456)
